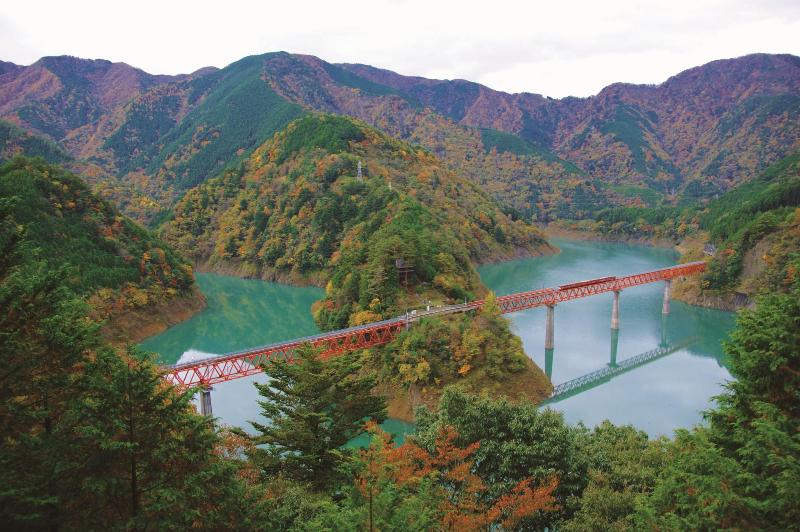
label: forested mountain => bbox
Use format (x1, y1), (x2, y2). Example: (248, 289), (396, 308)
(343, 54), (800, 195)
(0, 119), (71, 163)
(673, 151), (800, 307)
(0, 157), (204, 340)
(0, 56), (188, 158)
(2, 53), (797, 223)
(161, 114), (549, 289)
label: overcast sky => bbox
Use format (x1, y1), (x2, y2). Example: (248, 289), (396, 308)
(1, 0), (798, 97)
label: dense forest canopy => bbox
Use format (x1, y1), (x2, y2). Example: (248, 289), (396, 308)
(0, 158), (194, 310)
(161, 114), (549, 326)
(1, 53), (798, 224)
(161, 114), (554, 408)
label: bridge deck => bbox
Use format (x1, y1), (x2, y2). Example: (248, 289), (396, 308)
(162, 261), (705, 387)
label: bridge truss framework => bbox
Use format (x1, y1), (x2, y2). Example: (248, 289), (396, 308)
(163, 261), (706, 388)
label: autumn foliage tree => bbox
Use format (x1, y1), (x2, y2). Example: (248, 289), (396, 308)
(354, 422), (558, 531)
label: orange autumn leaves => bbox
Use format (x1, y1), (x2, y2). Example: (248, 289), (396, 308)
(357, 422), (558, 531)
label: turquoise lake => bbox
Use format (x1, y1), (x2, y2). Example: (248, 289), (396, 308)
(141, 239), (735, 436)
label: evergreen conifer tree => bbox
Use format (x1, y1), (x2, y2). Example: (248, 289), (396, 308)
(251, 345), (386, 490)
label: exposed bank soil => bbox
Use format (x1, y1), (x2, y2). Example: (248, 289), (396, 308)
(102, 285), (208, 345)
(544, 225), (675, 249)
(376, 357), (554, 423)
(195, 259), (328, 287)
(671, 288), (751, 312)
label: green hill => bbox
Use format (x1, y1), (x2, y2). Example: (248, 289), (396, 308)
(674, 152), (800, 304)
(160, 114), (553, 412)
(0, 157), (204, 340)
(161, 114), (551, 321)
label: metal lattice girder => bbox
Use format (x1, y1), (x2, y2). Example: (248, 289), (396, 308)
(162, 262), (706, 388)
(163, 319), (407, 387)
(490, 261), (706, 314)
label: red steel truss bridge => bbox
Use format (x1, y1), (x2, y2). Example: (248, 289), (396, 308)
(162, 261), (706, 388)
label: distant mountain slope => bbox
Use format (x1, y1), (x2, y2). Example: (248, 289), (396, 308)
(258, 53), (582, 221)
(104, 54), (303, 194)
(341, 54), (800, 194)
(1, 52), (798, 224)
(0, 56), (188, 159)
(0, 119), (71, 163)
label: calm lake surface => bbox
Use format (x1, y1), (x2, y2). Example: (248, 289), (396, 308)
(142, 239), (735, 437)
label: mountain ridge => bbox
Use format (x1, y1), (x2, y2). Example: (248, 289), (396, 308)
(1, 51), (797, 223)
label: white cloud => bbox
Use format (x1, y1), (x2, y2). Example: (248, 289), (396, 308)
(1, 0), (798, 97)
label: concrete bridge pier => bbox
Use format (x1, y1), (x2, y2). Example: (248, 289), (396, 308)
(200, 387), (213, 417)
(660, 314), (669, 348)
(545, 304), (555, 350)
(545, 348), (554, 379)
(611, 290), (620, 330)
(609, 328), (619, 367)
(662, 280), (671, 314)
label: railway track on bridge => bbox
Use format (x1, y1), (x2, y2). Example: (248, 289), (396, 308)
(162, 261), (706, 387)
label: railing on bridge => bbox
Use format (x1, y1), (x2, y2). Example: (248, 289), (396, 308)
(490, 261), (705, 313)
(162, 261), (706, 388)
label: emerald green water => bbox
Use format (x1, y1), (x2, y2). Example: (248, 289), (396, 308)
(141, 239), (735, 437)
(141, 274), (323, 430)
(141, 273), (416, 437)
(141, 274), (324, 363)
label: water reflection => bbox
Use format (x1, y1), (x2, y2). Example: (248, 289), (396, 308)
(609, 328), (619, 367)
(544, 348), (554, 379)
(544, 336), (697, 404)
